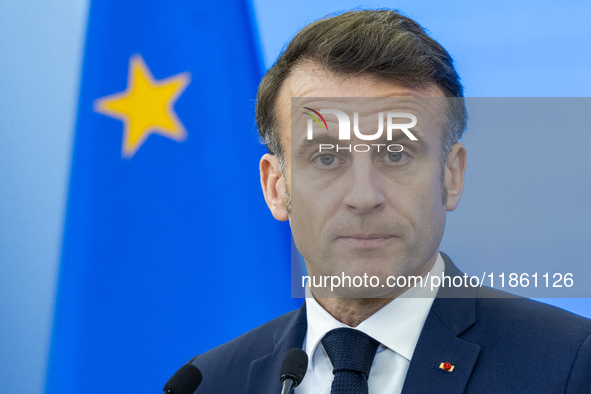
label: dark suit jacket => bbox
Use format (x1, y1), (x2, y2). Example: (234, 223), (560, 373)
(184, 254), (591, 393)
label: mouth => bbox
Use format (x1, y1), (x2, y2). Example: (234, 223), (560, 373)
(337, 234), (395, 248)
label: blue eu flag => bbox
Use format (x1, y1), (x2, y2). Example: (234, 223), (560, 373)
(45, 1), (300, 392)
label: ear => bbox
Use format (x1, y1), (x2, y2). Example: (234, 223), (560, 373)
(260, 154), (289, 221)
(445, 142), (467, 211)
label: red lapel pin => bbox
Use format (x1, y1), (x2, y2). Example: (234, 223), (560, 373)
(439, 362), (454, 372)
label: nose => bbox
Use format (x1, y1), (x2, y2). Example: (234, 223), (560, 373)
(342, 158), (386, 214)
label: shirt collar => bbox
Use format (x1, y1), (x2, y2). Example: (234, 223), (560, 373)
(304, 253), (445, 362)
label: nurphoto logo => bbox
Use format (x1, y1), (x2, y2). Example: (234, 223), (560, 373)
(302, 107), (418, 153)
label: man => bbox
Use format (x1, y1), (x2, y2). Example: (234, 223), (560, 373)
(176, 9), (591, 393)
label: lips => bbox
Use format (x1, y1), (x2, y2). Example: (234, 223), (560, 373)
(337, 234), (395, 247)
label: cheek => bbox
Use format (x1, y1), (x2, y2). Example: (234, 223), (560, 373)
(291, 169), (345, 218)
(291, 189), (340, 232)
(290, 185), (344, 260)
(401, 167), (446, 232)
(417, 170), (448, 237)
(290, 192), (322, 233)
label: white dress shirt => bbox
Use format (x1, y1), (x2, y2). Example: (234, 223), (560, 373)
(295, 253), (445, 394)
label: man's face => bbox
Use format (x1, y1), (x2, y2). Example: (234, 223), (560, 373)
(262, 62), (466, 298)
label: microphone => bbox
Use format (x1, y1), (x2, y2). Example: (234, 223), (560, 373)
(163, 364), (203, 394)
(280, 348), (308, 394)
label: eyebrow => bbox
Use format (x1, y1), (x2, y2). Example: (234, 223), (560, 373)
(292, 128), (426, 157)
(293, 135), (340, 156)
(374, 131), (419, 145)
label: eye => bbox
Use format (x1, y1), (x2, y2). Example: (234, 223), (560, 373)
(386, 151), (403, 163)
(314, 154), (339, 167)
(382, 150), (409, 164)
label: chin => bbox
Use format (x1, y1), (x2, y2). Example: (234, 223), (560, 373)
(339, 256), (409, 277)
(308, 260), (402, 296)
(330, 285), (397, 299)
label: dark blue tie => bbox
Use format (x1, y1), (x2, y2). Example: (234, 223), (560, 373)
(321, 328), (380, 394)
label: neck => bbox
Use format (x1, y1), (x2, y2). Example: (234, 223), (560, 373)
(310, 253), (439, 327)
(314, 297), (394, 327)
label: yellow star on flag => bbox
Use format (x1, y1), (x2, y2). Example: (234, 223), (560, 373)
(94, 54), (191, 158)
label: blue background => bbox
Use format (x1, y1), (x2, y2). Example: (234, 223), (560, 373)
(0, 0), (589, 392)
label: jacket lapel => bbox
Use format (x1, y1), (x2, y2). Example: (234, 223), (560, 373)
(246, 302), (308, 394)
(401, 253), (481, 394)
(245, 254), (482, 393)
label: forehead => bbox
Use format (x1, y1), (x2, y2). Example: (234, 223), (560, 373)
(275, 62), (447, 148)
